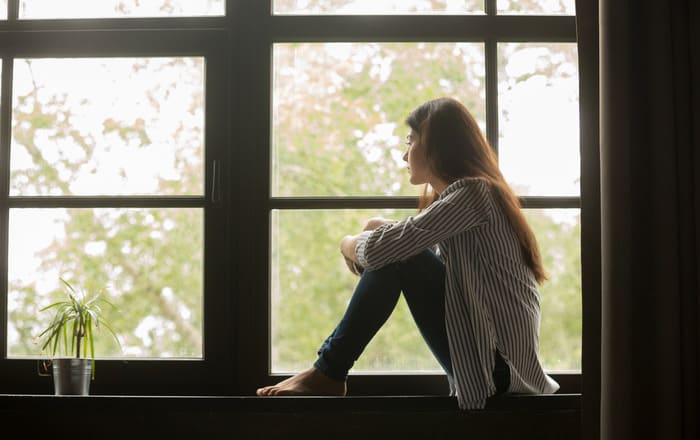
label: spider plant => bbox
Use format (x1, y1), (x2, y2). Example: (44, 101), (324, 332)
(37, 278), (120, 378)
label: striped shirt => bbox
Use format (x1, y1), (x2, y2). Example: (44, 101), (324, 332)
(355, 177), (559, 409)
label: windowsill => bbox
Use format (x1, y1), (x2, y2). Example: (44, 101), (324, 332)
(0, 393), (581, 437)
(0, 392), (580, 411)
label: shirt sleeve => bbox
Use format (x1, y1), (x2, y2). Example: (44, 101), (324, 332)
(355, 179), (493, 271)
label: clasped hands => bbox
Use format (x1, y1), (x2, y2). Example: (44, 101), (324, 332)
(341, 216), (396, 276)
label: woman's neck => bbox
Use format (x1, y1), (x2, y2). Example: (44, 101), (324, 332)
(430, 177), (450, 195)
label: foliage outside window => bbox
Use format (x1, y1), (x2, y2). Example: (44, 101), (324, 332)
(7, 57), (205, 359)
(273, 0), (485, 15)
(273, 0), (575, 15)
(18, 0), (224, 19)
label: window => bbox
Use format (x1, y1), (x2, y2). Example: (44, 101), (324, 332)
(0, 4), (228, 393)
(267, 0), (581, 392)
(273, 0), (485, 15)
(498, 43), (581, 371)
(497, 0), (575, 15)
(18, 0), (225, 19)
(8, 57), (206, 359)
(0, 0), (584, 395)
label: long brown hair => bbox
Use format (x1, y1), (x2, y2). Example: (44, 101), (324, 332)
(405, 97), (547, 283)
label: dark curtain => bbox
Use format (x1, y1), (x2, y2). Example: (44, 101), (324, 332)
(574, 1), (601, 439)
(578, 0), (700, 439)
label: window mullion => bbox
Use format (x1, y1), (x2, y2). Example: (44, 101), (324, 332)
(0, 56), (12, 359)
(6, 196), (207, 209)
(7, 0), (18, 20)
(0, 57), (12, 200)
(485, 38), (499, 155)
(519, 196), (581, 209)
(486, 0), (497, 16)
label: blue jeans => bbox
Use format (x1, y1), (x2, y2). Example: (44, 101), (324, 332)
(314, 249), (455, 384)
(313, 249), (510, 394)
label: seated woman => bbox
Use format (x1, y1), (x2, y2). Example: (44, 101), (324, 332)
(256, 97), (559, 409)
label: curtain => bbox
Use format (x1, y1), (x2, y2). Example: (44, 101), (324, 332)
(591, 0), (700, 439)
(574, 1), (601, 440)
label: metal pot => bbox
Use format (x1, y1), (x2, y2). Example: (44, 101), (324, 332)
(52, 358), (92, 395)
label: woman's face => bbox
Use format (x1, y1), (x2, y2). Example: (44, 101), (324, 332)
(403, 129), (431, 186)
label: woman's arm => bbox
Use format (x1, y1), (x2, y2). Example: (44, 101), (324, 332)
(356, 180), (493, 271)
(341, 217), (396, 274)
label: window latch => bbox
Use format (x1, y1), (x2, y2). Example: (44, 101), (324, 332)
(211, 159), (222, 206)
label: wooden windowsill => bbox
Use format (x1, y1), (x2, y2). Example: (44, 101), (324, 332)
(0, 393), (581, 438)
(0, 392), (580, 411)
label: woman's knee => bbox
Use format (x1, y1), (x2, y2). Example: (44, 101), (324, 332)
(396, 250), (446, 280)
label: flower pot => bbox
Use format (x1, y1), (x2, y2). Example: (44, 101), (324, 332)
(52, 358), (92, 395)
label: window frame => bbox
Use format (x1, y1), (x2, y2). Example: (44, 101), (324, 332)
(244, 1), (582, 394)
(0, 0), (592, 396)
(0, 8), (233, 394)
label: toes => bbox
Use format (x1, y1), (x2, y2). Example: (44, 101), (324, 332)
(260, 386), (285, 396)
(267, 387), (283, 396)
(256, 386), (273, 396)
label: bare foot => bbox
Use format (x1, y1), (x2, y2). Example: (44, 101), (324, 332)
(256, 367), (347, 396)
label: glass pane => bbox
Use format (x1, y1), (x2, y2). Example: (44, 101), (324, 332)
(7, 208), (204, 359)
(525, 208), (581, 371)
(271, 209), (441, 373)
(498, 43), (579, 196)
(11, 57), (204, 196)
(274, 0), (483, 15)
(19, 0), (224, 19)
(273, 42), (485, 197)
(497, 0), (575, 15)
(1, 0), (6, 19)
(272, 208), (581, 373)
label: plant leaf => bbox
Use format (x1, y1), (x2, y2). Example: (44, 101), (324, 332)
(98, 319), (122, 350)
(39, 300), (70, 312)
(59, 277), (76, 294)
(71, 318), (78, 357)
(85, 313), (92, 358)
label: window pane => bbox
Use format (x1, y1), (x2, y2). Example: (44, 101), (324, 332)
(274, 0), (483, 15)
(271, 208), (581, 373)
(7, 208), (204, 359)
(525, 208), (581, 371)
(271, 209), (441, 373)
(272, 42), (485, 197)
(498, 43), (579, 196)
(11, 57), (204, 196)
(497, 0), (575, 15)
(1, 0), (6, 19)
(19, 0), (224, 19)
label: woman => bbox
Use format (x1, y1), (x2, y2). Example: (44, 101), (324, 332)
(257, 97), (559, 409)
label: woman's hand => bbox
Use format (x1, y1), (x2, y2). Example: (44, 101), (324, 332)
(340, 235), (358, 261)
(340, 218), (396, 276)
(340, 235), (364, 276)
(343, 256), (364, 276)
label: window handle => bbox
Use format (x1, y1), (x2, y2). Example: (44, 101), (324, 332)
(211, 159), (222, 205)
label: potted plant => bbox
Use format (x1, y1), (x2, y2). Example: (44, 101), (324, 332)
(37, 278), (119, 395)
